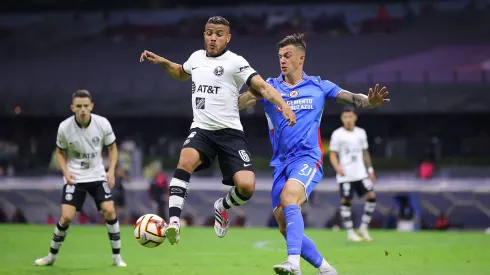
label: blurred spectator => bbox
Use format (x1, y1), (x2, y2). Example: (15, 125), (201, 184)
(419, 158), (434, 179)
(267, 212), (278, 228)
(11, 207), (27, 223)
(325, 208), (342, 229)
(113, 166), (130, 221)
(148, 161), (169, 221)
(78, 210), (90, 224)
(181, 215), (194, 227)
(435, 212), (450, 230)
(231, 215), (246, 227)
(45, 213), (56, 225)
(383, 207), (397, 229)
(0, 205), (7, 223)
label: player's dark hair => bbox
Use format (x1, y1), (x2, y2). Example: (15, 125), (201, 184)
(342, 106), (356, 114)
(207, 16), (230, 27)
(72, 89), (92, 101)
(277, 33), (306, 51)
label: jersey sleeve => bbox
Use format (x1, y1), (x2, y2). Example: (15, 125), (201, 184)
(182, 51), (198, 76)
(56, 124), (67, 150)
(102, 118), (116, 146)
(319, 77), (342, 101)
(361, 129), (369, 150)
(329, 131), (340, 152)
(234, 56), (258, 88)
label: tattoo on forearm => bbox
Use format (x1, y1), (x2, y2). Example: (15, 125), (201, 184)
(336, 91), (372, 109)
(160, 62), (170, 69)
(363, 150), (372, 168)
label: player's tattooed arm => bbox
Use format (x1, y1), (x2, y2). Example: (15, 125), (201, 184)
(335, 90), (373, 108)
(107, 143), (118, 188)
(238, 90), (258, 110)
(363, 149), (373, 169)
(140, 50), (190, 81)
(335, 84), (390, 109)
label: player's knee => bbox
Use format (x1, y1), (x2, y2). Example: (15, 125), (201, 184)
(366, 192), (376, 201)
(177, 149), (202, 172)
(101, 206), (117, 220)
(236, 181), (255, 198)
(280, 183), (305, 206)
(59, 214), (73, 226)
(234, 171), (255, 197)
(176, 159), (199, 173)
(341, 198), (351, 206)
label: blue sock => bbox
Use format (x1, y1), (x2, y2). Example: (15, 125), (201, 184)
(281, 234), (324, 268)
(283, 205), (304, 257)
(301, 235), (324, 268)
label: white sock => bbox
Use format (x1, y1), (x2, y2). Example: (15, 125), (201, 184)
(170, 217), (180, 225)
(319, 259), (332, 271)
(288, 255), (300, 267)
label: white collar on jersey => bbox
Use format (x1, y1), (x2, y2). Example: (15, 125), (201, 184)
(277, 72), (309, 87)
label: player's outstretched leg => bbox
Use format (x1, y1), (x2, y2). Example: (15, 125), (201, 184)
(358, 193), (376, 241)
(272, 180), (306, 275)
(100, 201), (126, 267)
(214, 171), (255, 237)
(34, 205), (75, 266)
(165, 148), (202, 245)
(274, 206), (337, 275)
(340, 199), (362, 242)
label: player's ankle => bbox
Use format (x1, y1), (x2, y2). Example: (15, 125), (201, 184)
(318, 259), (332, 271)
(169, 217), (180, 225)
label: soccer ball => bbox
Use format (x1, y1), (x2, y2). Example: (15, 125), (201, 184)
(133, 214), (166, 248)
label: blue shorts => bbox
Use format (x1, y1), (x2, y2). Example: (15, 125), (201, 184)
(271, 156), (323, 212)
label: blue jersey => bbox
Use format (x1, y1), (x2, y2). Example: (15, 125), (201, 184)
(259, 72), (341, 167)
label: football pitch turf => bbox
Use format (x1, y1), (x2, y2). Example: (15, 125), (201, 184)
(0, 224), (489, 275)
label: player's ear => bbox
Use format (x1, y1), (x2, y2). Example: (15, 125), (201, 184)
(70, 104), (75, 113)
(226, 33), (231, 43)
(89, 103), (94, 111)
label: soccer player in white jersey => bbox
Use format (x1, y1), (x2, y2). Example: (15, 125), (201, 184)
(139, 16), (296, 244)
(329, 107), (377, 242)
(34, 90), (127, 267)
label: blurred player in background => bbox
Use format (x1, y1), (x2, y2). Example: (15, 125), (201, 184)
(35, 90), (126, 267)
(238, 33), (389, 275)
(140, 16), (296, 245)
(329, 107), (377, 242)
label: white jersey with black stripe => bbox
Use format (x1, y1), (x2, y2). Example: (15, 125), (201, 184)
(182, 49), (257, 131)
(56, 114), (116, 184)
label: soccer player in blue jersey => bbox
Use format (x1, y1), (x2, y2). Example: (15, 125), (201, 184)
(238, 33), (389, 275)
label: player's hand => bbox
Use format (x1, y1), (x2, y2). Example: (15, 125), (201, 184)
(336, 168), (345, 176)
(281, 105), (296, 126)
(369, 172), (376, 183)
(107, 170), (115, 189)
(64, 172), (76, 185)
(140, 50), (163, 64)
(368, 84), (390, 108)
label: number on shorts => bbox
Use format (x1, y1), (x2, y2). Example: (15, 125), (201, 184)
(298, 164), (312, 177)
(102, 182), (111, 194)
(342, 182), (351, 197)
(65, 185), (75, 193)
(362, 178), (373, 191)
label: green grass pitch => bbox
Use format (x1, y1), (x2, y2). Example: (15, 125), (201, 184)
(0, 224), (489, 275)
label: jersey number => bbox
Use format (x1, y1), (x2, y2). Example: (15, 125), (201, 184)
(81, 161), (90, 169)
(298, 164), (313, 177)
